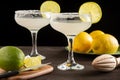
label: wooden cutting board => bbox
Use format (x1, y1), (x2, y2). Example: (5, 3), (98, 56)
(0, 65), (54, 80)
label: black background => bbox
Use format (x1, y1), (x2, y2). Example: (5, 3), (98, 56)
(0, 0), (119, 46)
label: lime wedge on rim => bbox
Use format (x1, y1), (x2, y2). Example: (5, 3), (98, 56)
(40, 1), (61, 13)
(79, 2), (102, 24)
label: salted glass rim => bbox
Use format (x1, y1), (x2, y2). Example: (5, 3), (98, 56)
(50, 12), (91, 16)
(50, 12), (92, 19)
(15, 10), (51, 14)
(15, 10), (51, 18)
(50, 12), (92, 22)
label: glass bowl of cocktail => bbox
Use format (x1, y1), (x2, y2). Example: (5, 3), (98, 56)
(14, 0), (61, 67)
(50, 12), (92, 70)
(14, 10), (50, 60)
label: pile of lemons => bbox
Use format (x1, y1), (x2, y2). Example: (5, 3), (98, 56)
(73, 30), (119, 54)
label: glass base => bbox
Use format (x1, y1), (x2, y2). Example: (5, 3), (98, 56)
(57, 62), (84, 70)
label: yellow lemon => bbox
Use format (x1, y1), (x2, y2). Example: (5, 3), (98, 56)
(90, 30), (105, 39)
(24, 55), (41, 68)
(92, 34), (119, 54)
(79, 1), (102, 23)
(73, 32), (93, 53)
(40, 0), (61, 13)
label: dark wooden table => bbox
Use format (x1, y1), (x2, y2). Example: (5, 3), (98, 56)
(18, 46), (120, 80)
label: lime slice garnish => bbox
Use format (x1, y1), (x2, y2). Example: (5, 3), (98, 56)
(79, 2), (102, 24)
(40, 1), (61, 13)
(24, 55), (41, 68)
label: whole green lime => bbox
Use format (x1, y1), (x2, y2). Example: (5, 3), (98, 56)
(0, 46), (25, 71)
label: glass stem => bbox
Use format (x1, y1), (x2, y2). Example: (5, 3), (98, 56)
(30, 31), (38, 56)
(67, 36), (76, 65)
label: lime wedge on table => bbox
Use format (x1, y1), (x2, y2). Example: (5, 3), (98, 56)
(79, 2), (102, 24)
(24, 55), (41, 68)
(40, 1), (61, 13)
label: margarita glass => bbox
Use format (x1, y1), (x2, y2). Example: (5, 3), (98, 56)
(15, 10), (50, 59)
(50, 12), (92, 70)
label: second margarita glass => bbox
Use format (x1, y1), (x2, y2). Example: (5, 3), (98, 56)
(50, 12), (92, 70)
